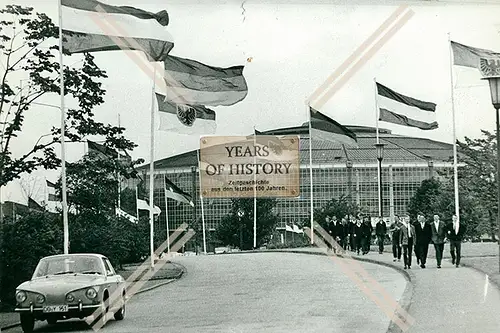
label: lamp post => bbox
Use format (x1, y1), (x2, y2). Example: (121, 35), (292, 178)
(237, 208), (244, 250)
(480, 58), (500, 273)
(375, 143), (385, 219)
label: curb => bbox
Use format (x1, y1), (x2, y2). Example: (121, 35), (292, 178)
(458, 261), (500, 291)
(226, 249), (415, 333)
(1, 321), (21, 331)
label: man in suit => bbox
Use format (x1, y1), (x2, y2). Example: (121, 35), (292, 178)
(341, 217), (349, 251)
(430, 214), (446, 268)
(447, 214), (467, 268)
(414, 212), (432, 268)
(400, 215), (417, 269)
(375, 217), (387, 254)
(389, 215), (403, 262)
(360, 216), (373, 255)
(354, 217), (363, 255)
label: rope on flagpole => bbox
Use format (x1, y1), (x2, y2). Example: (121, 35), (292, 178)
(308, 104), (314, 245)
(149, 64), (157, 269)
(163, 175), (170, 253)
(58, 0), (69, 254)
(197, 149), (207, 254)
(448, 32), (460, 220)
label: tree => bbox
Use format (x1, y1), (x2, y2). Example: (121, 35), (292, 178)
(0, 211), (62, 310)
(455, 131), (498, 240)
(407, 177), (483, 240)
(0, 5), (137, 187)
(313, 195), (361, 231)
(215, 198), (279, 250)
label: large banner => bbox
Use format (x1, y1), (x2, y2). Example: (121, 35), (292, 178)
(199, 135), (300, 198)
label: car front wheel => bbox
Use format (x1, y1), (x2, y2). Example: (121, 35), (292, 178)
(20, 313), (35, 333)
(114, 295), (125, 321)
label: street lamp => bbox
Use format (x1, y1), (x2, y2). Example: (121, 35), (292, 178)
(375, 143), (385, 219)
(479, 57), (500, 273)
(237, 208), (244, 250)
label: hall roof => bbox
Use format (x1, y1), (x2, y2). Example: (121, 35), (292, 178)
(138, 125), (455, 170)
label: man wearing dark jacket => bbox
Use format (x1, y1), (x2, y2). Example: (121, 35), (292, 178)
(360, 216), (373, 255)
(447, 215), (467, 268)
(375, 217), (387, 254)
(414, 212), (432, 268)
(431, 214), (447, 269)
(389, 216), (402, 262)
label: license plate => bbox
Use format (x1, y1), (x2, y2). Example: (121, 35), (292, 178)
(43, 305), (68, 313)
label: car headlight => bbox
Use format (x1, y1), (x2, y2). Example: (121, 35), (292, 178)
(16, 290), (27, 303)
(35, 294), (45, 304)
(66, 293), (75, 302)
(86, 288), (98, 299)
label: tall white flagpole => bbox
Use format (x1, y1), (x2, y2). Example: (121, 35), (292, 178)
(58, 0), (69, 254)
(135, 185), (139, 220)
(163, 176), (170, 253)
(149, 64), (157, 269)
(253, 126), (257, 249)
(448, 33), (460, 219)
(308, 104), (314, 244)
(197, 150), (207, 254)
(117, 114), (121, 211)
(374, 77), (382, 217)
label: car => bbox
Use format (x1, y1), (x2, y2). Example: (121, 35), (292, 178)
(14, 253), (127, 333)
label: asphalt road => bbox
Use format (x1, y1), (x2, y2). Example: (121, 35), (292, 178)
(8, 252), (406, 333)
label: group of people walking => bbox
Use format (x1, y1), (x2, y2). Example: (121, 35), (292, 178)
(327, 212), (467, 269)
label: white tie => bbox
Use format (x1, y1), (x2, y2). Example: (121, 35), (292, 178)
(455, 222), (459, 235)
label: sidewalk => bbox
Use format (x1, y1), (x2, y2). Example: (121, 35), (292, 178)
(257, 246), (500, 333)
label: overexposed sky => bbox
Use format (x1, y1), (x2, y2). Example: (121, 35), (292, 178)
(3, 0), (500, 203)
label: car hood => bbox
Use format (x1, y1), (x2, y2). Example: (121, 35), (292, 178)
(17, 274), (105, 294)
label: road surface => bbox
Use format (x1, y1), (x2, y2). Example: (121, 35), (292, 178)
(7, 252), (407, 333)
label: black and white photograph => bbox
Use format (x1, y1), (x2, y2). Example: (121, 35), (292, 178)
(1, 0), (500, 332)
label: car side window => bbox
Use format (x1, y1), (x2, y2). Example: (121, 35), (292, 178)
(103, 259), (115, 276)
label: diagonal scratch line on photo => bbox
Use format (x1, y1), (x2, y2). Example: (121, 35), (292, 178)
(304, 225), (414, 332)
(313, 9), (414, 109)
(87, 224), (195, 331)
(89, 4), (196, 106)
(307, 5), (408, 105)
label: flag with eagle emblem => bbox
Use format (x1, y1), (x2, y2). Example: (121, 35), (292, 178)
(155, 93), (216, 134)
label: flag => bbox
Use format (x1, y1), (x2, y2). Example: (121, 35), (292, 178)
(376, 82), (438, 130)
(309, 107), (358, 146)
(116, 207), (138, 223)
(451, 41), (500, 69)
(28, 197), (43, 211)
(61, 0), (174, 61)
(46, 180), (59, 202)
(137, 197), (161, 215)
(164, 175), (194, 207)
(87, 140), (139, 179)
(155, 93), (216, 134)
(163, 55), (248, 106)
(245, 129), (289, 155)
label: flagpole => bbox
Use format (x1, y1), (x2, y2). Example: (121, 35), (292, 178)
(149, 63), (157, 269)
(197, 150), (207, 254)
(253, 126), (257, 249)
(374, 77), (380, 144)
(135, 185), (139, 220)
(308, 104), (314, 244)
(374, 77), (382, 217)
(117, 113), (121, 211)
(448, 32), (460, 220)
(58, 0), (69, 254)
(163, 176), (170, 253)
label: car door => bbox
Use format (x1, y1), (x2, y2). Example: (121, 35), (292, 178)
(102, 258), (118, 299)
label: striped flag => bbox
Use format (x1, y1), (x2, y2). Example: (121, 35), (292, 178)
(61, 0), (174, 61)
(309, 107), (358, 146)
(164, 175), (194, 207)
(136, 197), (161, 215)
(376, 82), (438, 131)
(155, 93), (216, 134)
(46, 180), (59, 202)
(163, 55), (248, 107)
(451, 41), (500, 69)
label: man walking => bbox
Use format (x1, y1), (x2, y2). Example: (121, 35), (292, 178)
(447, 215), (467, 268)
(361, 216), (373, 255)
(414, 212), (431, 268)
(400, 215), (416, 269)
(389, 216), (402, 262)
(375, 217), (387, 254)
(327, 216), (335, 251)
(341, 217), (349, 250)
(431, 214), (446, 268)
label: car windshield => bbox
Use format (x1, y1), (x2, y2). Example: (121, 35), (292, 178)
(33, 255), (104, 278)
